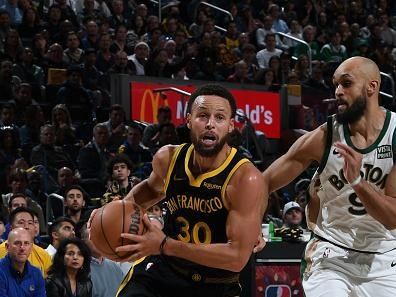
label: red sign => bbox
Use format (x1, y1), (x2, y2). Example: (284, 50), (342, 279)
(130, 81), (281, 138)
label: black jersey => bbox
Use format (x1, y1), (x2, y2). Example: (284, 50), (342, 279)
(162, 143), (250, 278)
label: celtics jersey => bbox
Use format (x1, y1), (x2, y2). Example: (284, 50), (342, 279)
(311, 109), (396, 253)
(163, 143), (250, 276)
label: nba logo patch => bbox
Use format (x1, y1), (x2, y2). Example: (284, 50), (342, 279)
(265, 285), (291, 297)
(323, 247), (331, 258)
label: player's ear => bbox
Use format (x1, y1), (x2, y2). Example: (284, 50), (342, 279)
(186, 113), (192, 129)
(229, 118), (234, 133)
(367, 79), (379, 96)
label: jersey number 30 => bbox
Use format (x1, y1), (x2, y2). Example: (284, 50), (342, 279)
(176, 216), (212, 244)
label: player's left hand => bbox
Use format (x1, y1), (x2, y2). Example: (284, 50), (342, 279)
(334, 142), (363, 184)
(253, 234), (266, 253)
(116, 214), (165, 261)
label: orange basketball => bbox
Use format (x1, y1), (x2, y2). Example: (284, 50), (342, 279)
(90, 200), (145, 261)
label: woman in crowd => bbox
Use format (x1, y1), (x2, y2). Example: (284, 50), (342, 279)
(46, 237), (92, 297)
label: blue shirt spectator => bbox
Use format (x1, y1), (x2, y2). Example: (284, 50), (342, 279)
(0, 0), (22, 26)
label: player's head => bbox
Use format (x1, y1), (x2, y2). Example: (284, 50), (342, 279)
(186, 84), (236, 157)
(333, 56), (381, 124)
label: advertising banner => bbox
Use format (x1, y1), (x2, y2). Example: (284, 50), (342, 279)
(130, 81), (281, 138)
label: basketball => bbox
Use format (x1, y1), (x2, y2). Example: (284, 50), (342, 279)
(90, 200), (145, 261)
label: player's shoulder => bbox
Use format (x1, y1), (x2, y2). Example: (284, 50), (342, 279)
(152, 144), (182, 164)
(229, 160), (263, 187)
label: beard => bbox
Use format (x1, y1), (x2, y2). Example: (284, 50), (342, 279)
(190, 130), (229, 157)
(335, 93), (367, 124)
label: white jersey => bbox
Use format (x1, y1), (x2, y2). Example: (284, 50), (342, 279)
(310, 109), (396, 253)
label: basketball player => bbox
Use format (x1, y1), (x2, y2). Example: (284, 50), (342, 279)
(91, 84), (266, 297)
(263, 56), (396, 297)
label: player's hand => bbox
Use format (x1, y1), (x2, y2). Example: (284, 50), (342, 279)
(253, 234), (266, 253)
(117, 214), (165, 261)
(334, 142), (363, 184)
(87, 208), (100, 240)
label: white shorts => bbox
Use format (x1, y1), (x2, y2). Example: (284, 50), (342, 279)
(302, 237), (396, 297)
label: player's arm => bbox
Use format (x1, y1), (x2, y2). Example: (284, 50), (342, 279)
(335, 142), (396, 229)
(162, 163), (266, 272)
(124, 145), (177, 209)
(262, 125), (327, 195)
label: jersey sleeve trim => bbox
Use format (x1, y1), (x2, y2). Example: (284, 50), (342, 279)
(220, 158), (250, 210)
(317, 116), (333, 174)
(164, 144), (187, 194)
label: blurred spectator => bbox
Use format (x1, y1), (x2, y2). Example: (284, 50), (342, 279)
(227, 60), (253, 84)
(26, 170), (48, 215)
(150, 122), (178, 154)
(320, 31), (348, 63)
(17, 7), (43, 47)
(0, 228), (46, 297)
(51, 104), (77, 147)
(118, 123), (152, 167)
(100, 104), (127, 153)
(233, 32), (250, 58)
(268, 3), (289, 34)
(142, 105), (172, 149)
(46, 237), (92, 297)
(297, 0), (318, 27)
(255, 68), (280, 92)
(0, 0), (22, 27)
(64, 185), (89, 224)
(129, 41), (149, 75)
(81, 48), (104, 96)
(1, 193), (27, 240)
(57, 65), (93, 124)
(189, 8), (207, 39)
(63, 31), (84, 65)
(42, 43), (68, 81)
(256, 33), (282, 69)
(80, 222), (125, 297)
(95, 32), (115, 73)
(77, 0), (106, 26)
(294, 54), (310, 82)
(101, 153), (137, 205)
(379, 11), (396, 47)
(46, 216), (75, 258)
(282, 201), (304, 229)
(19, 105), (44, 156)
(0, 28), (23, 63)
(284, 20), (302, 48)
(80, 20), (100, 50)
(360, 14), (375, 39)
(294, 25), (321, 63)
(55, 167), (75, 196)
(32, 211), (47, 248)
(108, 0), (130, 29)
(0, 10), (11, 48)
(44, 5), (62, 44)
(77, 123), (110, 182)
(9, 83), (39, 127)
(0, 207), (52, 277)
(107, 50), (135, 78)
(0, 125), (21, 174)
(110, 24), (129, 54)
(30, 124), (75, 179)
(57, 0), (79, 28)
(0, 59), (20, 101)
(0, 103), (15, 126)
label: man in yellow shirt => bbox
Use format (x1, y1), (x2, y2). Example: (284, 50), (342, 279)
(0, 207), (51, 277)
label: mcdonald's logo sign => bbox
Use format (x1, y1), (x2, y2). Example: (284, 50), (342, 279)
(139, 89), (169, 122)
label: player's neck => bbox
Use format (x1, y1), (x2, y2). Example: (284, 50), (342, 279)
(192, 145), (231, 174)
(348, 107), (385, 145)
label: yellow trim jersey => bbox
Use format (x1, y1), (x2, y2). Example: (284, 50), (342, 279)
(162, 143), (250, 277)
(310, 109), (396, 253)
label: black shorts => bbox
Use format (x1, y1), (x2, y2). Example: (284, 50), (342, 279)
(117, 256), (241, 297)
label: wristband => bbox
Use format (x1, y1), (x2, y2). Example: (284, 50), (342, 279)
(349, 174), (362, 186)
(160, 236), (168, 255)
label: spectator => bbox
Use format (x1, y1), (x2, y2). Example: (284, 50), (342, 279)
(256, 33), (282, 69)
(100, 104), (127, 153)
(118, 123), (152, 167)
(80, 20), (100, 50)
(282, 201), (305, 230)
(101, 153), (139, 205)
(0, 126), (21, 182)
(95, 32), (115, 73)
(110, 23), (130, 55)
(77, 123), (110, 182)
(0, 207), (52, 277)
(77, 0), (105, 27)
(1, 192), (27, 240)
(45, 216), (75, 258)
(226, 60), (253, 84)
(379, 11), (396, 47)
(0, 0), (22, 27)
(19, 105), (44, 155)
(107, 50), (135, 77)
(80, 222), (125, 296)
(57, 0), (79, 28)
(142, 105), (172, 149)
(128, 41), (149, 75)
(0, 59), (20, 101)
(320, 31), (348, 63)
(0, 10), (11, 48)
(57, 65), (93, 124)
(294, 25), (321, 63)
(63, 31), (84, 65)
(10, 83), (40, 127)
(108, 0), (130, 29)
(26, 170), (48, 216)
(51, 104), (77, 147)
(268, 3), (289, 34)
(0, 103), (15, 127)
(0, 228), (46, 297)
(0, 28), (24, 63)
(294, 54), (310, 82)
(30, 124), (75, 179)
(46, 237), (92, 297)
(56, 166), (75, 196)
(284, 20), (302, 48)
(17, 7), (43, 47)
(64, 185), (89, 224)
(150, 122), (178, 154)
(81, 48), (104, 96)
(44, 5), (62, 44)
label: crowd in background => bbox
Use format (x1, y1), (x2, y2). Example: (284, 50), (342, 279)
(1, 0), (396, 295)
